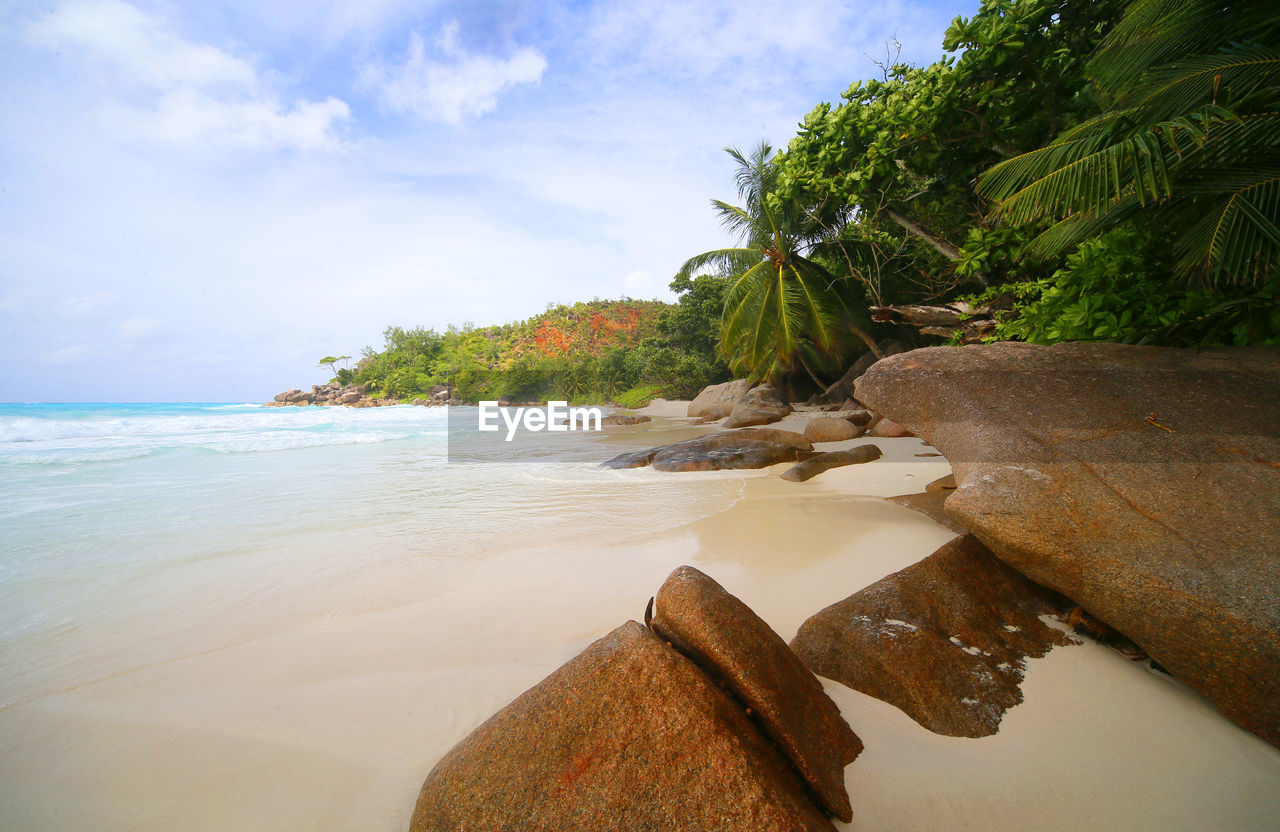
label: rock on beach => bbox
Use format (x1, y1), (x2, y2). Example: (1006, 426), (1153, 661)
(791, 534), (1075, 737)
(409, 564), (865, 831)
(650, 567), (861, 821)
(855, 342), (1280, 746)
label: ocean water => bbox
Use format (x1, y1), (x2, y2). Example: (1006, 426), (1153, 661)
(0, 402), (741, 709)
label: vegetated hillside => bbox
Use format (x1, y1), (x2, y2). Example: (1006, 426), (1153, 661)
(508, 299), (667, 362)
(330, 296), (726, 405)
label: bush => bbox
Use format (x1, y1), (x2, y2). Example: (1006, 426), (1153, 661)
(971, 231), (1280, 347)
(614, 384), (664, 409)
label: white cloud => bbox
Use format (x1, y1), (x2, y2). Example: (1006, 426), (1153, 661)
(27, 0), (255, 89)
(360, 22), (547, 124)
(61, 291), (117, 317)
(117, 315), (161, 339)
(623, 269), (671, 300)
(25, 0), (350, 151)
(116, 90), (351, 152)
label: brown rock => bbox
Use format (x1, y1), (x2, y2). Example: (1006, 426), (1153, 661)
(724, 384), (793, 428)
(599, 447), (662, 469)
(652, 439), (807, 472)
(841, 410), (873, 426)
(791, 535), (1075, 738)
(887, 474), (966, 532)
(804, 417), (860, 443)
(855, 342), (1280, 746)
(651, 567), (861, 821)
(781, 446), (883, 483)
(688, 378), (753, 418)
(601, 430), (812, 472)
(869, 417), (913, 438)
(600, 413), (653, 426)
(273, 389), (301, 403)
(820, 339), (907, 404)
(728, 427), (813, 450)
(409, 621), (836, 832)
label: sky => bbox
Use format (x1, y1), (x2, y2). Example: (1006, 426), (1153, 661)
(1, 0), (978, 402)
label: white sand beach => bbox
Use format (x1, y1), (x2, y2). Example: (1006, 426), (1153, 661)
(1, 402), (1277, 831)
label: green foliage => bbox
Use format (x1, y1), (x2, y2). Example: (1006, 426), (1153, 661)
(969, 230), (1280, 345)
(334, 297), (727, 404)
(677, 142), (866, 384)
(777, 0), (1126, 296)
(613, 385), (663, 409)
(978, 0), (1280, 282)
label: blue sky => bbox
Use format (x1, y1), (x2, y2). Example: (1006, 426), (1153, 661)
(1, 0), (977, 401)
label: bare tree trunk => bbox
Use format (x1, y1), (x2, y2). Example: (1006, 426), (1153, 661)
(797, 352), (828, 390)
(849, 321), (884, 359)
(885, 208), (990, 287)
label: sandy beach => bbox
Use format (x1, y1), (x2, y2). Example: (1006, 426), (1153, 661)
(1, 401), (1277, 831)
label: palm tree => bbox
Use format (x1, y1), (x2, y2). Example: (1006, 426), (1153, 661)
(676, 142), (879, 385)
(978, 0), (1280, 282)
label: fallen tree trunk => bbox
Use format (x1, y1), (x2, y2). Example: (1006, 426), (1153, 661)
(869, 303), (996, 344)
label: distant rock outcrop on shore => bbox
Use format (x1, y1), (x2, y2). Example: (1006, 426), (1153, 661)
(408, 567), (858, 831)
(266, 382), (455, 408)
(855, 342), (1280, 747)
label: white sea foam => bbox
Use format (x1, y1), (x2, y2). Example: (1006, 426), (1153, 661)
(0, 403), (449, 464)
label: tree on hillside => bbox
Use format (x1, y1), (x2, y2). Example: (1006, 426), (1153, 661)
(977, 0), (1280, 282)
(676, 142), (880, 385)
(317, 355), (352, 384)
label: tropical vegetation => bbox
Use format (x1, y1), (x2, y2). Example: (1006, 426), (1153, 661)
(326, 296), (730, 404)
(338, 0), (1279, 404)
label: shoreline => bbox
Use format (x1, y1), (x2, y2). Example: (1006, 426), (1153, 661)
(1, 402), (1278, 830)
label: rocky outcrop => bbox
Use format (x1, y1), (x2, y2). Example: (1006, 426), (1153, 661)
(869, 417), (913, 438)
(267, 382), (457, 408)
(600, 413), (653, 426)
(780, 445), (883, 483)
(650, 567), (861, 821)
(819, 339), (906, 405)
(688, 378), (753, 419)
(600, 429), (813, 471)
(724, 384), (792, 428)
(855, 342), (1280, 746)
(409, 565), (864, 831)
(804, 417), (863, 443)
(792, 534), (1076, 738)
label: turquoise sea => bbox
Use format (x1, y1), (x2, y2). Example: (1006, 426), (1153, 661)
(0, 402), (738, 710)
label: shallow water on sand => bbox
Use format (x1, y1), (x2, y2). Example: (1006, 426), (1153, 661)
(0, 403), (742, 708)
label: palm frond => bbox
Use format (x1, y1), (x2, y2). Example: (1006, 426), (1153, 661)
(675, 247), (762, 281)
(1090, 0), (1280, 98)
(1124, 44), (1280, 124)
(1176, 165), (1280, 278)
